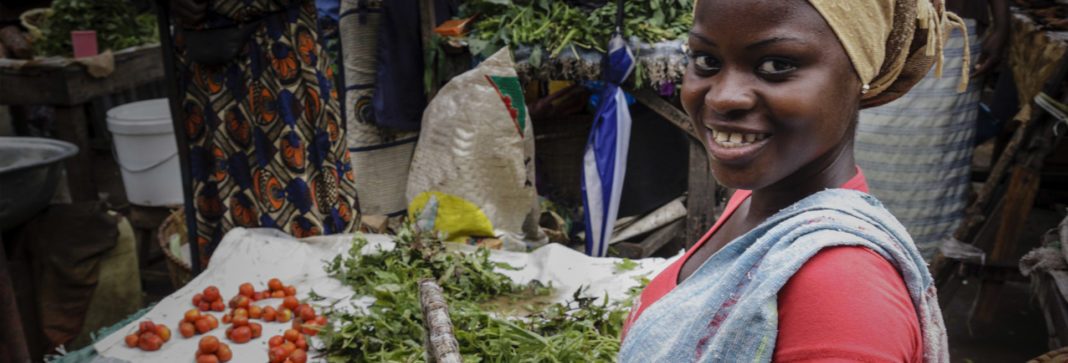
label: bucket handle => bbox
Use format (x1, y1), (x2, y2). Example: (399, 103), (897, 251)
(112, 148), (179, 173)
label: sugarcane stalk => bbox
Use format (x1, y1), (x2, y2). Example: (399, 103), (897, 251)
(419, 279), (461, 363)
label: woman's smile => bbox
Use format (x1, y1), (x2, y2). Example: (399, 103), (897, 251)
(702, 124), (772, 165)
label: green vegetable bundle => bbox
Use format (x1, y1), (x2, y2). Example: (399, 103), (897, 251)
(462, 0), (693, 60)
(36, 0), (158, 57)
(321, 223), (639, 362)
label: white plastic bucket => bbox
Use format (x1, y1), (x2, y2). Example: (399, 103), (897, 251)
(106, 98), (183, 206)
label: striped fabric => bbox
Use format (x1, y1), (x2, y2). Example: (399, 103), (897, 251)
(855, 19), (982, 260)
(618, 189), (948, 362)
(339, 0), (417, 215)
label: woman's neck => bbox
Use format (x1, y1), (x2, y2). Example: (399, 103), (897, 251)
(745, 139), (857, 224)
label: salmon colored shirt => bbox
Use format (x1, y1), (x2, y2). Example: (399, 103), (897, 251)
(622, 169), (923, 362)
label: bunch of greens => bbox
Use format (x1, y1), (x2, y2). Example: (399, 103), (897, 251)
(462, 0), (693, 60)
(36, 0), (158, 57)
(321, 223), (637, 362)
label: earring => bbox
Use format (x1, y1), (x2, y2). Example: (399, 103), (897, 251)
(861, 84), (870, 95)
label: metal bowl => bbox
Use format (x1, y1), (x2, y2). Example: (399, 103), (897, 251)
(0, 137), (78, 230)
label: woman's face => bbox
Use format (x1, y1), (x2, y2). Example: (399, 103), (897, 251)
(681, 0), (862, 191)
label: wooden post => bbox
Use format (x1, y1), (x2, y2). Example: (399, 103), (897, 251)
(419, 0), (439, 99)
(630, 88), (698, 140)
(686, 139), (717, 247)
(52, 105), (97, 202)
(155, 0), (202, 273)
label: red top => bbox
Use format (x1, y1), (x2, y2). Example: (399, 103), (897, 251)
(622, 169), (923, 362)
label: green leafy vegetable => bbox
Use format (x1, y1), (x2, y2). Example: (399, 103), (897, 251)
(321, 222), (641, 362)
(614, 258), (639, 273)
(36, 0), (158, 57)
(461, 0), (692, 57)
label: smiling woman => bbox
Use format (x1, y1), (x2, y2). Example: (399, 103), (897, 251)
(618, 0), (966, 362)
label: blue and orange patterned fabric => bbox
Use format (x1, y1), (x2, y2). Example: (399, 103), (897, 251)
(175, 0), (360, 267)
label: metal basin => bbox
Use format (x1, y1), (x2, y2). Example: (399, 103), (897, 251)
(0, 137), (78, 230)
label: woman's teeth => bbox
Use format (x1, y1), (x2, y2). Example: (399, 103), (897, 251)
(711, 130), (769, 148)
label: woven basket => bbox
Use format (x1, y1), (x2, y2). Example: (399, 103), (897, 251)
(157, 208), (192, 289)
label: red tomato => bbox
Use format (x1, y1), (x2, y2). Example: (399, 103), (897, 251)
(203, 286), (221, 302)
(184, 309), (201, 323)
(216, 344), (233, 362)
(179, 322), (196, 338)
(205, 314), (219, 329)
(155, 324), (171, 342)
(262, 306), (277, 322)
(230, 326), (252, 344)
(194, 318), (212, 334)
(124, 334), (139, 348)
(268, 278), (283, 292)
(249, 305), (263, 319)
(139, 332), (162, 351)
(281, 342), (296, 356)
(250, 322), (262, 338)
(196, 354), (219, 363)
(283, 329), (301, 343)
(192, 293), (204, 306)
(199, 335), (220, 353)
(269, 346), (288, 363)
(288, 349), (308, 363)
(297, 305), (315, 322)
(284, 286), (297, 297)
(232, 314), (249, 327)
(211, 300), (226, 312)
(268, 335), (284, 347)
(138, 321), (156, 334)
(239, 283), (255, 298)
(279, 309), (294, 323)
(282, 297), (299, 311)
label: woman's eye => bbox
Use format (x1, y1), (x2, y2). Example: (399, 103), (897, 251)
(757, 59), (797, 75)
(692, 55), (721, 73)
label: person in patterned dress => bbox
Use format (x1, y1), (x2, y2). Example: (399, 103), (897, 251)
(170, 0), (360, 268)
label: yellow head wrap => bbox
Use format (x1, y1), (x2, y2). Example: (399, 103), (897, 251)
(693, 0), (971, 108)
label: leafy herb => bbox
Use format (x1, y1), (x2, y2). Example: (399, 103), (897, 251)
(460, 0), (692, 57)
(321, 222), (636, 362)
(36, 0), (158, 57)
(613, 258), (639, 273)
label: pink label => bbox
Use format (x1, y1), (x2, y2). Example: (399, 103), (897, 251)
(70, 30), (98, 58)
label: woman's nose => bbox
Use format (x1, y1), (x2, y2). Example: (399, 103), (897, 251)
(704, 70), (756, 121)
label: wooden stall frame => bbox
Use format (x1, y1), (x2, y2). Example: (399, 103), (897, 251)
(933, 55), (1068, 309)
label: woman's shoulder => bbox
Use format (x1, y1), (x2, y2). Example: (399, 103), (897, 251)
(774, 246), (923, 362)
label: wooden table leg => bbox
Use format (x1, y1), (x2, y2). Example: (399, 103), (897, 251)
(52, 105), (97, 202)
(686, 139), (717, 247)
(0, 237), (31, 363)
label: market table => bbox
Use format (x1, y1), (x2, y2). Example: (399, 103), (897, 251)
(78, 228), (675, 362)
(0, 45), (164, 201)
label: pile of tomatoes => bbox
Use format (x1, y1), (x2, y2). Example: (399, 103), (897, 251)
(267, 329), (310, 363)
(123, 278), (328, 362)
(124, 320), (171, 351)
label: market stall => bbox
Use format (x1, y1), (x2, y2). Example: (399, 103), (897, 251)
(422, 0), (721, 259)
(76, 226), (675, 362)
(932, 3), (1068, 343)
